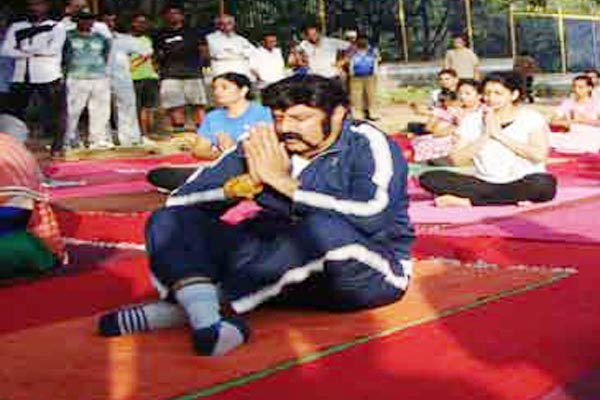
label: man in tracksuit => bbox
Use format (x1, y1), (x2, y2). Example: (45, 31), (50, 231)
(98, 75), (414, 356)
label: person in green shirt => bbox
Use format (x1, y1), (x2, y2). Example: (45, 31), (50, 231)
(130, 12), (159, 137)
(63, 9), (112, 149)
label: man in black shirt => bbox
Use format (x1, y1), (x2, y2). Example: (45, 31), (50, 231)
(155, 4), (207, 133)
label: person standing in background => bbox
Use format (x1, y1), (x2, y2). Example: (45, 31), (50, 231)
(294, 22), (350, 79)
(206, 14), (255, 79)
(1, 0), (66, 156)
(250, 32), (286, 90)
(155, 4), (208, 133)
(348, 35), (380, 121)
(130, 12), (159, 138)
(102, 11), (143, 146)
(444, 34), (480, 80)
(61, 0), (111, 38)
(63, 9), (112, 149)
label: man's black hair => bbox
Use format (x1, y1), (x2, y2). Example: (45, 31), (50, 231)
(261, 75), (349, 115)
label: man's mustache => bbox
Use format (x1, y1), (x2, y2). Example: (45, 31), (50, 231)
(278, 131), (320, 150)
(278, 131), (304, 142)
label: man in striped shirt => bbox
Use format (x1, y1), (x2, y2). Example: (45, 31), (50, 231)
(98, 75), (414, 356)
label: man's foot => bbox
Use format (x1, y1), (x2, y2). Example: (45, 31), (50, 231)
(193, 317), (250, 356)
(97, 301), (186, 337)
(89, 140), (116, 150)
(434, 194), (472, 207)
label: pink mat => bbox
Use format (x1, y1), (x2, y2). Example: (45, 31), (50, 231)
(409, 186), (600, 225)
(43, 153), (200, 179)
(49, 181), (156, 200)
(44, 154), (204, 200)
(439, 196), (600, 244)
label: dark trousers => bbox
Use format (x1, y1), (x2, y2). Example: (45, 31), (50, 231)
(419, 170), (557, 206)
(147, 167), (196, 192)
(146, 206), (407, 312)
(9, 80), (66, 153)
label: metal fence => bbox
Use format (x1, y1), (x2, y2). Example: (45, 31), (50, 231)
(78, 0), (600, 71)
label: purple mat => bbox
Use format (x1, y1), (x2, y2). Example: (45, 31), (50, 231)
(409, 186), (600, 225)
(439, 197), (600, 244)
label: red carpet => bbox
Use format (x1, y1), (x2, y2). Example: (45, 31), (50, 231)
(0, 245), (154, 334)
(1, 152), (597, 399)
(0, 259), (570, 400)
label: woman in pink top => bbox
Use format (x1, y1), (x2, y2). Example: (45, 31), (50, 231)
(552, 75), (600, 129)
(413, 79), (482, 163)
(551, 75), (600, 153)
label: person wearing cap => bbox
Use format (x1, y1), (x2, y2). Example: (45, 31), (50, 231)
(63, 8), (112, 149)
(1, 0), (67, 156)
(60, 0), (111, 38)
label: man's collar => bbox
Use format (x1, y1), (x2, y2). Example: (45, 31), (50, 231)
(318, 117), (354, 156)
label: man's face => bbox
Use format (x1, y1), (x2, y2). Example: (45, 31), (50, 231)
(28, 0), (49, 19)
(163, 8), (184, 27)
(453, 37), (466, 48)
(272, 104), (330, 156)
(103, 14), (117, 31)
(305, 27), (320, 44)
(219, 16), (235, 34)
(77, 17), (94, 32)
(438, 73), (458, 90)
(131, 15), (147, 34)
(263, 35), (277, 50)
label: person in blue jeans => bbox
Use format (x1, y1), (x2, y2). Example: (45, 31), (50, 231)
(98, 75), (414, 357)
(148, 72), (272, 191)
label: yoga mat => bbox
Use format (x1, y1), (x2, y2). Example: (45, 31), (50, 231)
(49, 181), (157, 200)
(44, 153), (201, 179)
(0, 259), (571, 400)
(0, 244), (153, 334)
(44, 154), (203, 200)
(409, 186), (600, 225)
(437, 195), (600, 244)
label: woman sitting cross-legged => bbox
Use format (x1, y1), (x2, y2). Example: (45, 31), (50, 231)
(148, 73), (273, 191)
(549, 75), (600, 153)
(412, 78), (483, 164)
(419, 71), (557, 207)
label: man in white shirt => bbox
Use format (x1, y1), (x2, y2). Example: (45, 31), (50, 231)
(444, 34), (480, 80)
(296, 22), (349, 79)
(1, 0), (66, 156)
(103, 12), (144, 146)
(250, 32), (286, 89)
(206, 14), (255, 78)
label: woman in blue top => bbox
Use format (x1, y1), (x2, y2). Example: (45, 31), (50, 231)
(190, 73), (273, 159)
(149, 73), (273, 191)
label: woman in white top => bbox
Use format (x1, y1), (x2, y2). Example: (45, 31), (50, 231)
(419, 71), (556, 207)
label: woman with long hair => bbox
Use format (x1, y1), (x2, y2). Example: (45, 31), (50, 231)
(419, 71), (556, 207)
